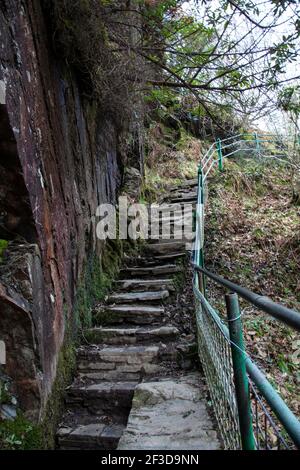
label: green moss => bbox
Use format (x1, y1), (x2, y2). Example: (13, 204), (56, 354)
(39, 331), (76, 449)
(74, 237), (139, 329)
(0, 239), (8, 263)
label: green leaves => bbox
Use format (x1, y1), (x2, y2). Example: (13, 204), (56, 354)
(278, 85), (300, 118)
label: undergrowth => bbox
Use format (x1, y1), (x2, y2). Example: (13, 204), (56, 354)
(143, 123), (207, 202)
(205, 157), (300, 415)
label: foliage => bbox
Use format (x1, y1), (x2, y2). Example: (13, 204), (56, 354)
(140, 0), (300, 124)
(205, 156), (300, 415)
(0, 415), (42, 450)
(143, 122), (204, 202)
(276, 85), (300, 203)
(44, 0), (300, 130)
(44, 0), (143, 128)
(278, 85), (300, 125)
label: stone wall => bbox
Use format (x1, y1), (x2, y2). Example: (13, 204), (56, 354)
(0, 0), (143, 421)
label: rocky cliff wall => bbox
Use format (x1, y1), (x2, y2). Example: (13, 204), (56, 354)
(0, 0), (143, 421)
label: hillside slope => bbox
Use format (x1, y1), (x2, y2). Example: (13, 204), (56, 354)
(205, 157), (300, 416)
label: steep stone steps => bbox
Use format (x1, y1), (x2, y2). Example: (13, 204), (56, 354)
(94, 304), (165, 325)
(56, 179), (220, 451)
(107, 290), (169, 304)
(84, 325), (179, 345)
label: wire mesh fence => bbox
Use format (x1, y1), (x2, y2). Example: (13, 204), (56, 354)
(250, 381), (296, 450)
(194, 282), (299, 450)
(194, 286), (241, 449)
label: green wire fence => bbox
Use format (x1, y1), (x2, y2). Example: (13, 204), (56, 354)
(192, 132), (300, 450)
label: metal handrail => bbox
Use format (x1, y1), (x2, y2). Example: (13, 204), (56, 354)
(193, 264), (300, 332)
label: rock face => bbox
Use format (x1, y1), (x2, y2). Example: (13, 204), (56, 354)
(0, 1), (143, 420)
(118, 374), (221, 450)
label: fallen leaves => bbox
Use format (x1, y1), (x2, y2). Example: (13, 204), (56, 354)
(205, 158), (300, 418)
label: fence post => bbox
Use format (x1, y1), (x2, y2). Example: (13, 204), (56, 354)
(194, 166), (206, 295)
(254, 132), (261, 157)
(199, 168), (206, 295)
(217, 138), (223, 171)
(225, 293), (256, 450)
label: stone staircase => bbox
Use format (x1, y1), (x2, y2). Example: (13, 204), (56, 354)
(56, 179), (220, 450)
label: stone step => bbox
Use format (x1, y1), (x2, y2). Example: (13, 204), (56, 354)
(107, 290), (169, 304)
(94, 304), (164, 325)
(149, 214), (193, 224)
(65, 381), (137, 417)
(148, 221), (194, 236)
(115, 278), (175, 292)
(57, 421), (125, 450)
(148, 232), (194, 242)
(150, 223), (194, 232)
(118, 374), (221, 450)
(125, 256), (181, 267)
(84, 325), (179, 345)
(147, 203), (187, 214)
(168, 195), (197, 204)
(132, 253), (186, 263)
(170, 187), (197, 194)
(147, 238), (190, 245)
(167, 190), (197, 198)
(146, 241), (190, 255)
(169, 179), (198, 191)
(154, 252), (186, 261)
(121, 264), (180, 277)
(77, 345), (168, 381)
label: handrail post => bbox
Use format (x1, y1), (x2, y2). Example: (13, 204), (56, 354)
(217, 138), (223, 171)
(199, 167), (206, 295)
(254, 132), (261, 158)
(225, 293), (256, 450)
(194, 166), (206, 295)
